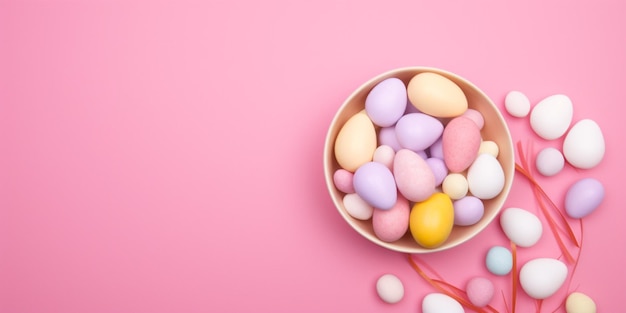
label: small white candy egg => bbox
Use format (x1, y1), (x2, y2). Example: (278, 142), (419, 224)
(505, 90), (531, 118)
(535, 147), (565, 176)
(376, 274), (404, 304)
(530, 94), (573, 140)
(500, 207), (543, 247)
(422, 293), (464, 313)
(519, 258), (568, 299)
(342, 193), (374, 220)
(563, 119), (605, 169)
(373, 145), (395, 170)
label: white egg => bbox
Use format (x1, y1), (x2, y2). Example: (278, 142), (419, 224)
(519, 258), (568, 299)
(376, 274), (404, 304)
(535, 147), (565, 176)
(467, 154), (505, 200)
(373, 145), (395, 170)
(342, 193), (373, 220)
(500, 208), (543, 247)
(505, 90), (531, 118)
(530, 94), (573, 140)
(563, 119), (605, 169)
(422, 293), (464, 313)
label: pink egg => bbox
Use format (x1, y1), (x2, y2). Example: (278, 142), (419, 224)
(378, 126), (402, 152)
(333, 169), (355, 194)
(461, 108), (485, 129)
(466, 277), (494, 307)
(373, 193), (410, 242)
(393, 149), (436, 202)
(443, 116), (481, 173)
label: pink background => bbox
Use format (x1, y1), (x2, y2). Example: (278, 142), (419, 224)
(1, 1), (624, 312)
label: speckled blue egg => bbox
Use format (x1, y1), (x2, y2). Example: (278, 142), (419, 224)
(485, 246), (512, 276)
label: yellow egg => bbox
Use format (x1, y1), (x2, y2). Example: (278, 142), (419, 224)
(407, 72), (468, 118)
(566, 292), (596, 313)
(334, 110), (377, 172)
(409, 193), (454, 248)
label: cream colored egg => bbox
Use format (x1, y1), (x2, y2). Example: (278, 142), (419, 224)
(334, 110), (377, 172)
(407, 72), (468, 118)
(442, 173), (468, 200)
(478, 141), (499, 158)
(566, 292), (596, 313)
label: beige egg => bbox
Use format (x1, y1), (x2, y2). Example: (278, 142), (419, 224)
(478, 141), (499, 158)
(334, 110), (377, 172)
(407, 72), (468, 118)
(566, 292), (596, 313)
(442, 173), (469, 200)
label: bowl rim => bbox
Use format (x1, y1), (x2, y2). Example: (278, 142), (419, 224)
(323, 66), (515, 253)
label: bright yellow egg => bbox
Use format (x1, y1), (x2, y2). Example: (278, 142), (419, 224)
(409, 192), (454, 248)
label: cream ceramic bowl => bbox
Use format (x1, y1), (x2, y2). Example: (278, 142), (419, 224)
(323, 66), (514, 253)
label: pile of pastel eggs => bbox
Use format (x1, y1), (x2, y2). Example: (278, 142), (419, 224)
(332, 72), (506, 249)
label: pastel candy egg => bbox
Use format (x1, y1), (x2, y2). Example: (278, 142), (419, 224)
(373, 193), (410, 242)
(422, 293), (464, 313)
(530, 94), (573, 140)
(333, 169), (355, 194)
(376, 274), (404, 304)
(461, 108), (485, 129)
(334, 110), (377, 172)
(442, 173), (468, 200)
(565, 178), (604, 218)
(505, 90), (531, 118)
(429, 137), (444, 159)
(373, 145), (395, 170)
(467, 154), (505, 200)
(395, 113), (444, 152)
(409, 193), (454, 248)
(353, 162), (397, 210)
(453, 196), (484, 226)
(500, 207), (543, 247)
(443, 116), (481, 172)
(394, 149), (436, 202)
(478, 141), (499, 158)
(563, 119), (605, 169)
(365, 78), (407, 127)
(566, 292), (597, 313)
(536, 147), (565, 176)
(485, 246), (512, 276)
(425, 157), (448, 186)
(519, 258), (568, 299)
(466, 277), (494, 307)
(343, 193), (374, 220)
(407, 72), (468, 118)
(378, 126), (402, 152)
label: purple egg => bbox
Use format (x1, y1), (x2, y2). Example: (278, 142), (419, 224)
(453, 196), (484, 226)
(425, 157), (448, 186)
(395, 113), (444, 152)
(353, 162), (398, 210)
(378, 126), (402, 152)
(429, 137), (444, 159)
(565, 178), (604, 218)
(365, 78), (407, 127)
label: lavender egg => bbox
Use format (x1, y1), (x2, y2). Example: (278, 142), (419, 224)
(365, 78), (407, 127)
(395, 113), (444, 152)
(453, 196), (484, 226)
(353, 162), (398, 210)
(564, 178), (604, 218)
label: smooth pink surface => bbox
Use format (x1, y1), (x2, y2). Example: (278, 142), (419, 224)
(1, 1), (624, 312)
